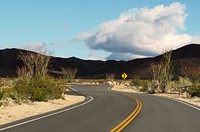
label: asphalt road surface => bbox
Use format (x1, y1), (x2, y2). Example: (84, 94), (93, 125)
(0, 84), (200, 132)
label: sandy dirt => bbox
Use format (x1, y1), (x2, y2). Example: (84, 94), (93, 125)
(0, 94), (85, 125)
(112, 85), (200, 107)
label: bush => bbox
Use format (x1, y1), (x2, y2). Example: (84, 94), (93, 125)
(131, 77), (149, 92)
(175, 76), (200, 97)
(149, 50), (173, 93)
(13, 76), (66, 102)
(165, 81), (178, 92)
(140, 80), (149, 92)
(61, 67), (78, 83)
(0, 88), (8, 106)
(18, 44), (51, 79)
(174, 76), (193, 93)
(177, 76), (193, 88)
(106, 73), (115, 81)
(131, 77), (141, 88)
(0, 78), (14, 106)
(188, 84), (200, 97)
(0, 88), (14, 106)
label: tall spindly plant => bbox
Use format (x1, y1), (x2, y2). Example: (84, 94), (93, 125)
(18, 44), (52, 78)
(149, 49), (173, 93)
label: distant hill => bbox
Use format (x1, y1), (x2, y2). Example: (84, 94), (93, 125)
(0, 44), (200, 79)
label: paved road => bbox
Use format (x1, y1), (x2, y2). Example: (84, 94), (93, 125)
(124, 93), (200, 132)
(1, 84), (200, 132)
(0, 85), (137, 132)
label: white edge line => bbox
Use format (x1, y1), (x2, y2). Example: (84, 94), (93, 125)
(108, 85), (200, 111)
(152, 94), (200, 111)
(68, 87), (77, 92)
(167, 97), (200, 111)
(107, 85), (113, 90)
(0, 95), (93, 131)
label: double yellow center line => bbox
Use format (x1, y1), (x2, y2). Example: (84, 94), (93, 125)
(110, 95), (142, 132)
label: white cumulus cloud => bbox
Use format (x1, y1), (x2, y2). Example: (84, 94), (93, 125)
(73, 2), (200, 60)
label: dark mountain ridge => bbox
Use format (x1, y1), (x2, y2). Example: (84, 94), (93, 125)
(0, 44), (200, 79)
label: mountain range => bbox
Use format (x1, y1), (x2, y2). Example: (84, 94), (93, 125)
(0, 44), (200, 79)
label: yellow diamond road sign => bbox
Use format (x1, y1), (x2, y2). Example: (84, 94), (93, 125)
(121, 73), (128, 80)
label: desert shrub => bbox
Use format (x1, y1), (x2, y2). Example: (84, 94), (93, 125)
(0, 78), (15, 106)
(188, 85), (200, 97)
(131, 77), (149, 92)
(139, 80), (149, 92)
(12, 78), (30, 101)
(13, 45), (66, 103)
(106, 73), (115, 81)
(18, 44), (52, 79)
(16, 66), (30, 79)
(0, 78), (14, 89)
(61, 67), (78, 83)
(176, 76), (193, 90)
(13, 76), (66, 102)
(174, 77), (200, 97)
(0, 88), (14, 106)
(165, 81), (179, 92)
(131, 77), (141, 88)
(0, 88), (8, 106)
(149, 50), (173, 93)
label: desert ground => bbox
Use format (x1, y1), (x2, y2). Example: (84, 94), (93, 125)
(0, 90), (85, 125)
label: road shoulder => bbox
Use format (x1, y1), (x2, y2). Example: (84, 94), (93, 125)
(111, 85), (200, 107)
(0, 89), (85, 125)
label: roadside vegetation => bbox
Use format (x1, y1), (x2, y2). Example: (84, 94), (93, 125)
(61, 67), (78, 83)
(106, 73), (115, 81)
(1, 47), (200, 107)
(131, 77), (149, 92)
(149, 50), (173, 93)
(131, 49), (200, 98)
(0, 45), (67, 107)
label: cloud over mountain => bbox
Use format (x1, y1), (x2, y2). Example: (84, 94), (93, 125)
(73, 2), (200, 60)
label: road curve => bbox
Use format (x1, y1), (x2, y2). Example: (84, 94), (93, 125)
(0, 84), (139, 132)
(1, 84), (200, 132)
(124, 93), (200, 132)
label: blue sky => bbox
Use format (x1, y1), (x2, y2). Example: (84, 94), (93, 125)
(0, 0), (200, 60)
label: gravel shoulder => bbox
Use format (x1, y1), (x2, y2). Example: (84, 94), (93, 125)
(0, 91), (85, 125)
(112, 85), (200, 107)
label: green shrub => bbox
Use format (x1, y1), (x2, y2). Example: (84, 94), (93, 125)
(177, 76), (193, 88)
(61, 67), (78, 83)
(174, 76), (193, 93)
(131, 77), (141, 87)
(13, 76), (66, 102)
(165, 81), (178, 92)
(131, 77), (149, 92)
(188, 84), (200, 97)
(175, 76), (200, 97)
(0, 88), (6, 106)
(0, 88), (13, 106)
(139, 80), (149, 92)
(0, 78), (15, 106)
(13, 78), (30, 101)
